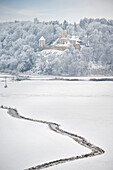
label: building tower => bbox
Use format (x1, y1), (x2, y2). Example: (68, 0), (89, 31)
(58, 31), (67, 44)
(39, 36), (45, 49)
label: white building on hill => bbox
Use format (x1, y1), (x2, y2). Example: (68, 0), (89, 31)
(39, 36), (45, 48)
(39, 31), (81, 51)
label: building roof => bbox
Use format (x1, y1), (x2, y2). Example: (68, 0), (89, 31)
(70, 36), (76, 41)
(76, 42), (80, 45)
(39, 36), (45, 40)
(55, 43), (69, 47)
(75, 36), (81, 42)
(70, 35), (81, 42)
(60, 37), (67, 40)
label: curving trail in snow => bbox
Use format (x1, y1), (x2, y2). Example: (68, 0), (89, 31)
(0, 105), (105, 170)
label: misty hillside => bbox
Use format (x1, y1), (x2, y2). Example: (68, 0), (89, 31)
(0, 18), (113, 76)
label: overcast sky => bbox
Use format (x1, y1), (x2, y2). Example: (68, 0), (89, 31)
(0, 0), (113, 23)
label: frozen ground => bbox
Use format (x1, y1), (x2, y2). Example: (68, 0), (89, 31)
(0, 78), (113, 170)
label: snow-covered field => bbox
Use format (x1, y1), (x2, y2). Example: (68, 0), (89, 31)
(0, 78), (113, 170)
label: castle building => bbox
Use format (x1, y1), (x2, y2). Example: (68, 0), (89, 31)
(39, 31), (81, 51)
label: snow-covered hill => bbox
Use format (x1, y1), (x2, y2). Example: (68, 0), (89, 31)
(0, 18), (113, 76)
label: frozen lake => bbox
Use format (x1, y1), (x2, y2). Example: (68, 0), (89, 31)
(0, 79), (113, 170)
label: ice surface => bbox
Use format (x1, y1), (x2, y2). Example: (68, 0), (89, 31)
(0, 79), (113, 170)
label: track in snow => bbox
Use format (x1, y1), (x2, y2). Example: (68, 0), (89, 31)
(0, 105), (105, 170)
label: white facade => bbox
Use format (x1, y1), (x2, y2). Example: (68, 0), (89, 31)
(39, 36), (45, 48)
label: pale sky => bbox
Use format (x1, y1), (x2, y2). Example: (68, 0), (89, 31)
(0, 0), (113, 23)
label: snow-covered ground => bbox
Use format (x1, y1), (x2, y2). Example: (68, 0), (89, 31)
(0, 78), (113, 170)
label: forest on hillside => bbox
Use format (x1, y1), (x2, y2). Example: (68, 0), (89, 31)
(0, 18), (113, 76)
